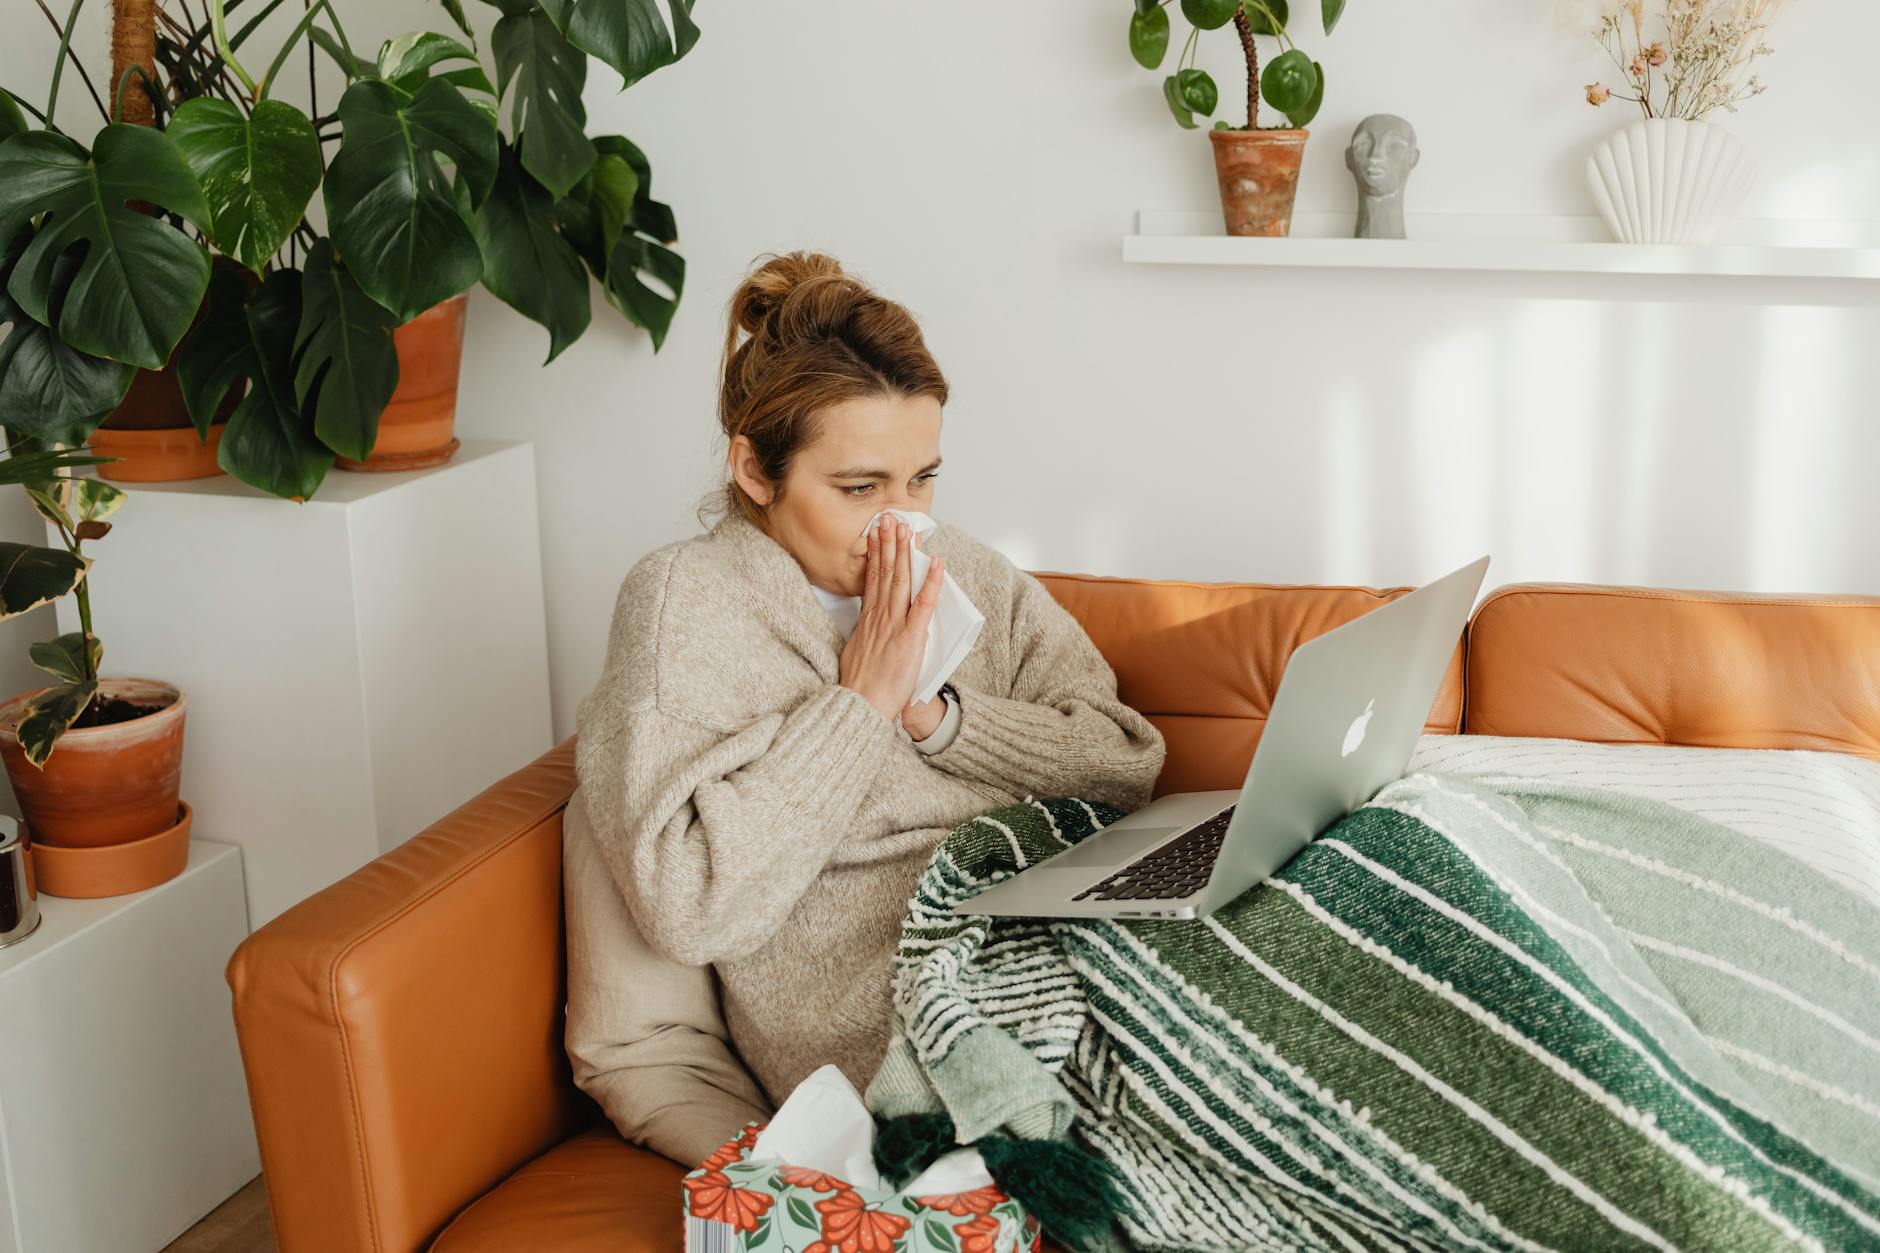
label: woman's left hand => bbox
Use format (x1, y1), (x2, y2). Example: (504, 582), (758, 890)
(901, 692), (946, 741)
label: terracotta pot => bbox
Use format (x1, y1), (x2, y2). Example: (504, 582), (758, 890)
(27, 803), (191, 899)
(337, 292), (469, 472)
(0, 678), (186, 849)
(91, 419), (226, 482)
(1208, 128), (1310, 237)
(93, 275), (242, 482)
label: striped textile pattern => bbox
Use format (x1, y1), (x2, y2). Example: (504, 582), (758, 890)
(872, 775), (1880, 1252)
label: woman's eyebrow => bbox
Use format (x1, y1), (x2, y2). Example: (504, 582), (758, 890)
(828, 457), (943, 480)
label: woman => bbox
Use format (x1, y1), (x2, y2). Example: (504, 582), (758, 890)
(564, 251), (1167, 1167)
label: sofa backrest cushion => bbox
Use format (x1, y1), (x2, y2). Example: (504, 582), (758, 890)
(1033, 572), (1465, 797)
(1465, 583), (1880, 761)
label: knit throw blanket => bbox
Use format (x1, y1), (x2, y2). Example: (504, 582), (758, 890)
(863, 774), (1880, 1252)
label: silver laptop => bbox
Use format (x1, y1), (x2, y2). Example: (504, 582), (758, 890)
(952, 557), (1489, 921)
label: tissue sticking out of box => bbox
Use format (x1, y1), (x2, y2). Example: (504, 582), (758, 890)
(749, 1064), (886, 1190)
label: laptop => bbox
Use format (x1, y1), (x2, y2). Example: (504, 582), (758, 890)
(952, 557), (1489, 921)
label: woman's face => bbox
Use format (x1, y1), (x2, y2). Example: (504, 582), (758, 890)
(731, 391), (943, 597)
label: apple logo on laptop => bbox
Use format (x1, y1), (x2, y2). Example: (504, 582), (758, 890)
(1342, 699), (1375, 758)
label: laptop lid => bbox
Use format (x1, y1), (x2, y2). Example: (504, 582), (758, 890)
(1194, 556), (1488, 914)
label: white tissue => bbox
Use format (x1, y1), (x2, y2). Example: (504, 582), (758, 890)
(863, 508), (986, 705)
(747, 1064), (997, 1196)
(749, 1064), (885, 1190)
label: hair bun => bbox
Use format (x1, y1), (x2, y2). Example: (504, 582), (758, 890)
(730, 250), (865, 343)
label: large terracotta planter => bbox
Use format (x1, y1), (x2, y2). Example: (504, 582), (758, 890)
(0, 678), (186, 850)
(93, 274), (241, 482)
(1209, 127), (1310, 237)
(338, 292), (469, 472)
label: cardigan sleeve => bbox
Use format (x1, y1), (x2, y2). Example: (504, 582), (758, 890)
(576, 680), (902, 966)
(922, 563), (1166, 812)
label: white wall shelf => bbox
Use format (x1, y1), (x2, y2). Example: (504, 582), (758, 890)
(1124, 210), (1880, 282)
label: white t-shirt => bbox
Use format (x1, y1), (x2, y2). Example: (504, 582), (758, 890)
(810, 583), (960, 754)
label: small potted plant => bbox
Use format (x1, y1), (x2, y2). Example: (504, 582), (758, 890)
(1129, 0), (1345, 236)
(1578, 0), (1791, 245)
(0, 441), (189, 898)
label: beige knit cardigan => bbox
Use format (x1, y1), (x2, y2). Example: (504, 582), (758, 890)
(568, 506), (1166, 1154)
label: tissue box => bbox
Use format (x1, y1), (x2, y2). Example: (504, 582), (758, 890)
(683, 1121), (1041, 1253)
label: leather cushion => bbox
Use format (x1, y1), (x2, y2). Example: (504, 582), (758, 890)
(1465, 583), (1880, 760)
(430, 1129), (684, 1252)
(1035, 572), (1464, 796)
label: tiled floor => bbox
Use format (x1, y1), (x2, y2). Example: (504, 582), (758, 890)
(161, 1177), (275, 1253)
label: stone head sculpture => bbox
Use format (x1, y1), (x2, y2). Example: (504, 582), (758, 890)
(1345, 114), (1419, 239)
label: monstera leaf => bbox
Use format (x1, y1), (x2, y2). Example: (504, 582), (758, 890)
(555, 134), (682, 349)
(0, 126), (210, 369)
(539, 0), (699, 89)
(178, 268), (332, 501)
(0, 228), (136, 443)
(0, 88), (26, 141)
(294, 239), (400, 463)
(324, 77), (499, 323)
(377, 31), (495, 96)
(168, 97), (323, 272)
(472, 142), (590, 362)
(492, 3), (596, 199)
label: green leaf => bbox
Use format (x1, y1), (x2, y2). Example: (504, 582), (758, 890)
(178, 268), (333, 500)
(923, 1219), (958, 1251)
(1322, 0), (1345, 34)
(1161, 74), (1196, 129)
(1176, 67), (1218, 116)
(1261, 47), (1316, 114)
(493, 4), (596, 199)
(473, 142), (591, 362)
(169, 98), (323, 273)
(0, 126), (211, 370)
(555, 135), (680, 347)
(0, 88), (27, 141)
(1286, 59), (1324, 127)
(0, 228), (135, 444)
(74, 478), (123, 523)
(542, 0), (699, 89)
(785, 1194), (814, 1228)
(1245, 0), (1289, 35)
(587, 152), (638, 258)
(1128, 5), (1169, 69)
(324, 77), (499, 323)
(0, 447), (109, 487)
(1180, 0), (1241, 30)
(438, 0), (476, 37)
(378, 31), (482, 89)
(29, 632), (99, 684)
(294, 239), (401, 463)
(0, 542), (88, 620)
(17, 679), (95, 767)
(435, 65), (498, 96)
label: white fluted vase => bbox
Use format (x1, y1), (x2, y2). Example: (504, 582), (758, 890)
(1585, 117), (1757, 245)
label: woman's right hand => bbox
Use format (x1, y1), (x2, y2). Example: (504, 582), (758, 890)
(839, 515), (945, 722)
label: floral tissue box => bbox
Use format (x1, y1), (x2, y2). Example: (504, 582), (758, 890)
(683, 1121), (1041, 1253)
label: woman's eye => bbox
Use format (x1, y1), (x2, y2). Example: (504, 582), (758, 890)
(843, 484), (874, 497)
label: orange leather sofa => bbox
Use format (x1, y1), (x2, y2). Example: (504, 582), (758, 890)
(226, 578), (1880, 1252)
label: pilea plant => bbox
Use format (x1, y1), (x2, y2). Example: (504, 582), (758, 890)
(1128, 0), (1344, 131)
(0, 0), (695, 501)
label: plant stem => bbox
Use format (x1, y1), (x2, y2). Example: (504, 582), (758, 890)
(209, 0), (258, 95)
(45, 0), (104, 125)
(73, 576), (96, 683)
(1234, 4), (1258, 129)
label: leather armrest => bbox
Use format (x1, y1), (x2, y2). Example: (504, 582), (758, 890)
(227, 739), (589, 1253)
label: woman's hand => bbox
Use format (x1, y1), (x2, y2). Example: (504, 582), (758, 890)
(838, 515), (945, 723)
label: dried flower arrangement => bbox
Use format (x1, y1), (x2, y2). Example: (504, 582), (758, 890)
(1582, 0), (1793, 120)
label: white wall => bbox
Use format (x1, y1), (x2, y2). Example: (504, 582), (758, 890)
(454, 0), (1878, 738)
(5, 2), (1876, 755)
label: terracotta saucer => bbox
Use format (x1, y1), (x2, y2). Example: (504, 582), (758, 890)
(29, 802), (192, 899)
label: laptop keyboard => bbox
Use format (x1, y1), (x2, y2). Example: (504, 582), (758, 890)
(1071, 806), (1235, 902)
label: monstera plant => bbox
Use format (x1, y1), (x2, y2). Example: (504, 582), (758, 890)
(0, 0), (695, 500)
(1128, 0), (1348, 236)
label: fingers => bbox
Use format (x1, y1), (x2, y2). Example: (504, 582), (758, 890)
(864, 515), (885, 610)
(908, 553), (944, 628)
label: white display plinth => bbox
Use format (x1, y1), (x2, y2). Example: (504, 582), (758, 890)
(52, 440), (554, 926)
(0, 842), (255, 1253)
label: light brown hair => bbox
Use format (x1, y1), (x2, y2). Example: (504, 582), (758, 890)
(703, 251), (949, 530)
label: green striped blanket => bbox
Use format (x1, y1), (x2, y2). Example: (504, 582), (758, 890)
(864, 773), (1880, 1252)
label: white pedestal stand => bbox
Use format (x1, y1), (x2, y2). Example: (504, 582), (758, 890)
(0, 842), (256, 1253)
(50, 439), (554, 927)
